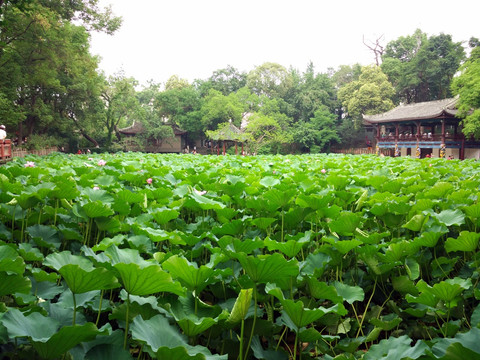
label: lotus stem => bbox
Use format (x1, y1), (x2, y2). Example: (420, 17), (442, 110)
(124, 292), (130, 350)
(72, 292), (77, 326)
(293, 330), (299, 360)
(355, 277), (377, 338)
(238, 317), (245, 360)
(96, 290), (104, 327)
(244, 286), (257, 360)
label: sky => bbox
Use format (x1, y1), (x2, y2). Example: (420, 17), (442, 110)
(89, 0), (479, 87)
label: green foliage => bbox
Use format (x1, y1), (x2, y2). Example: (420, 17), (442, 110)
(0, 153), (479, 359)
(337, 65), (395, 125)
(451, 47), (480, 139)
(382, 29), (465, 103)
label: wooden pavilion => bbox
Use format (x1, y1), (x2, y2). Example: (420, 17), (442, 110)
(363, 97), (480, 159)
(206, 122), (249, 155)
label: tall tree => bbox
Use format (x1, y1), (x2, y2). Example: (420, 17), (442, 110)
(381, 29), (465, 103)
(246, 62), (293, 98)
(451, 45), (480, 139)
(101, 73), (140, 148)
(292, 106), (339, 152)
(154, 85), (203, 139)
(337, 65), (395, 125)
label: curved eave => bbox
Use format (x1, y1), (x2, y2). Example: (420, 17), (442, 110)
(364, 110), (459, 125)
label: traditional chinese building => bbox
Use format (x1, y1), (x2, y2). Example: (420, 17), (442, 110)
(363, 97), (480, 159)
(118, 121), (187, 153)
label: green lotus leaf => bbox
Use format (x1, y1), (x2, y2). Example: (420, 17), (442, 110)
(234, 252), (299, 286)
(213, 219), (244, 236)
(16, 193), (41, 209)
(432, 209), (465, 227)
(0, 272), (31, 296)
(413, 231), (445, 247)
(259, 176), (280, 188)
(95, 216), (123, 233)
(130, 314), (226, 359)
(431, 327), (480, 359)
(364, 335), (428, 360)
(251, 335), (289, 360)
(445, 231), (480, 253)
(422, 181), (454, 199)
(82, 188), (114, 204)
(227, 288), (253, 324)
(306, 278), (343, 303)
(328, 212), (360, 236)
(260, 188), (296, 213)
(26, 224), (61, 249)
(82, 329), (133, 360)
(188, 191), (225, 210)
(215, 207), (238, 223)
(295, 193), (333, 210)
(464, 203), (480, 225)
(403, 214), (427, 232)
(0, 245), (25, 274)
(264, 232), (310, 258)
(251, 217), (277, 230)
(58, 265), (119, 294)
(268, 286), (345, 332)
(34, 323), (103, 359)
(162, 254), (229, 294)
(217, 236), (264, 255)
(334, 281), (365, 304)
(104, 245), (153, 267)
(57, 224), (83, 241)
(52, 178), (79, 200)
(3, 308), (59, 341)
(392, 276), (418, 295)
(326, 174), (349, 189)
(169, 294), (227, 336)
(369, 314), (402, 331)
(151, 208), (180, 225)
(17, 243), (44, 262)
(301, 252), (331, 277)
(44, 251), (94, 271)
(114, 262), (185, 296)
(405, 257), (420, 280)
(82, 201), (114, 218)
(94, 175), (116, 187)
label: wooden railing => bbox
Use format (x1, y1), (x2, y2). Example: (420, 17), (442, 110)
(331, 147), (376, 155)
(12, 147), (59, 158)
(0, 140), (12, 162)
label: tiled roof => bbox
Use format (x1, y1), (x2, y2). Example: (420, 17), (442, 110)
(363, 97), (459, 123)
(118, 121), (186, 135)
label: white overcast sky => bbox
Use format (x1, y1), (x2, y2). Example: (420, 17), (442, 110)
(89, 0), (479, 87)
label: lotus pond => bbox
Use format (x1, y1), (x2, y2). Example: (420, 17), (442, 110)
(1, 152), (480, 360)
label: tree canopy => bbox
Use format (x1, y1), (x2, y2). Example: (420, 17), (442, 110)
(0, 6), (475, 153)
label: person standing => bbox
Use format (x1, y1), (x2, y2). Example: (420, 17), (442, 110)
(0, 125), (6, 141)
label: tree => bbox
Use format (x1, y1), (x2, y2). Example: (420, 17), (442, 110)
(154, 85), (203, 139)
(451, 46), (480, 139)
(243, 113), (287, 154)
(381, 29), (465, 103)
(246, 62), (293, 98)
(101, 73), (141, 148)
(337, 65), (395, 125)
(200, 89), (244, 131)
(292, 106), (339, 152)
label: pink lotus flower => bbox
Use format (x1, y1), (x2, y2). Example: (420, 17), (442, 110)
(93, 186), (100, 190)
(321, 169), (326, 174)
(146, 178), (153, 184)
(88, 157), (94, 161)
(194, 189), (207, 196)
(97, 159), (106, 166)
(24, 161), (35, 168)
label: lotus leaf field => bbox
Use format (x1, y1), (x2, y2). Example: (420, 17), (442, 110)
(1, 152), (480, 360)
